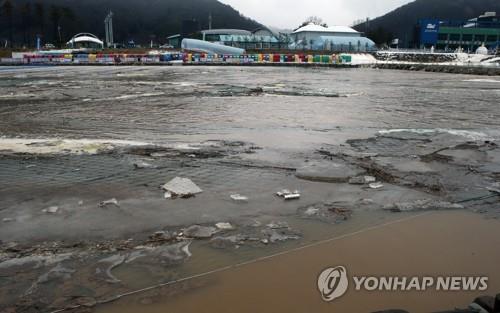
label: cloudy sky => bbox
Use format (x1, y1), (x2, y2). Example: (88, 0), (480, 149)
(220, 0), (414, 29)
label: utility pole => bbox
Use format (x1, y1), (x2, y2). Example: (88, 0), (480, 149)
(104, 11), (114, 48)
(208, 12), (212, 30)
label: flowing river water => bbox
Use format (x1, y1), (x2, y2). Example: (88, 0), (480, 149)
(0, 66), (499, 313)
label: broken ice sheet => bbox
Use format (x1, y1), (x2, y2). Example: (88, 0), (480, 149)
(276, 189), (301, 200)
(230, 194), (249, 201)
(162, 177), (203, 197)
(369, 182), (384, 189)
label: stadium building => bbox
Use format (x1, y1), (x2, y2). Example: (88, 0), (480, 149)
(417, 12), (500, 52)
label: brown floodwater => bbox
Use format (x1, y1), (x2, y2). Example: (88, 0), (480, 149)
(97, 211), (500, 313)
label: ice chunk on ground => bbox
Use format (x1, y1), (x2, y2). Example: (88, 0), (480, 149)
(215, 222), (234, 230)
(230, 194), (249, 201)
(162, 177), (203, 197)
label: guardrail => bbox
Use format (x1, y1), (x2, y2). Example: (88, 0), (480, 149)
(1, 52), (356, 66)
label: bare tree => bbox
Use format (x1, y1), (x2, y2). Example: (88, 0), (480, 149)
(303, 16), (328, 27)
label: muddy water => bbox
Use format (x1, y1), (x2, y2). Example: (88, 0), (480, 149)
(1, 66), (500, 148)
(97, 211), (500, 313)
(0, 66), (500, 312)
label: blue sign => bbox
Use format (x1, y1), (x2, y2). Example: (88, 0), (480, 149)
(420, 19), (440, 45)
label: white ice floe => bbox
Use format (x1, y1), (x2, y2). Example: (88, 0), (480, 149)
(378, 129), (492, 141)
(230, 194), (249, 201)
(462, 78), (500, 83)
(215, 222), (234, 230)
(113, 92), (164, 100)
(0, 138), (151, 155)
(369, 182), (384, 189)
(162, 177), (203, 197)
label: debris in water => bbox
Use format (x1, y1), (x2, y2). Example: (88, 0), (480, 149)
(133, 161), (156, 169)
(266, 221), (290, 229)
(230, 194), (249, 201)
(164, 192), (173, 200)
(298, 203), (352, 223)
(276, 189), (301, 200)
(99, 198), (120, 207)
(2, 218), (14, 223)
(364, 176), (377, 183)
(162, 177), (203, 198)
(369, 182), (384, 189)
(384, 199), (464, 212)
(348, 175), (377, 185)
(42, 206), (59, 214)
(215, 222), (235, 230)
(148, 231), (174, 242)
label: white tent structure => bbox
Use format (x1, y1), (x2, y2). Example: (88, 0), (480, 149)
(181, 38), (245, 55)
(67, 33), (104, 49)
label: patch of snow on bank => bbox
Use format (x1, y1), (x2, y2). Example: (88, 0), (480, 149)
(348, 53), (376, 65)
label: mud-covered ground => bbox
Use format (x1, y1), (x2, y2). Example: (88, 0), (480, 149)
(0, 66), (499, 313)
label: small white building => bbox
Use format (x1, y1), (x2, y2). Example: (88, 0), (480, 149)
(67, 33), (104, 49)
(291, 23), (375, 51)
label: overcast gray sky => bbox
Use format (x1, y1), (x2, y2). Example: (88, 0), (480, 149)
(220, 0), (414, 29)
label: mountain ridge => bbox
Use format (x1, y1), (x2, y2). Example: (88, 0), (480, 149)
(0, 0), (262, 47)
(354, 0), (500, 47)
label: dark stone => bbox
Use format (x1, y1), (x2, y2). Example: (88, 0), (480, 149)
(474, 295), (495, 312)
(495, 294), (500, 313)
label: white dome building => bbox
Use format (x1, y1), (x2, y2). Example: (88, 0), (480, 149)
(475, 44), (488, 55)
(67, 33), (104, 49)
